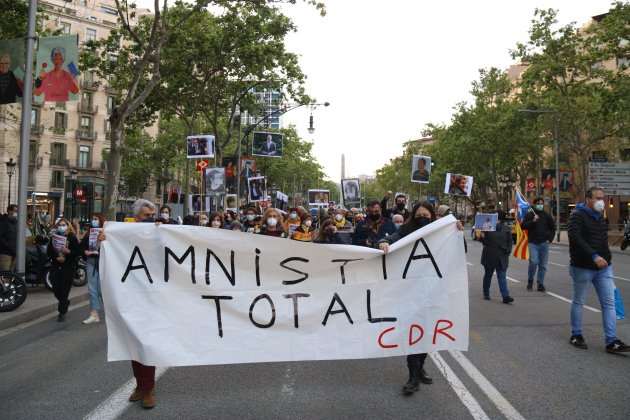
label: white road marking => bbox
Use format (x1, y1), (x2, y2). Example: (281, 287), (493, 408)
(467, 262), (474, 266)
(506, 276), (520, 283)
(430, 353), (489, 420)
(545, 291), (601, 313)
(84, 367), (168, 420)
(548, 262), (567, 267)
(450, 350), (526, 420)
(0, 300), (89, 338)
(548, 250), (562, 254)
(613, 276), (630, 282)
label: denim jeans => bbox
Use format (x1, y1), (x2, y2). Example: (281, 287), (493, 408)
(483, 267), (509, 298)
(569, 265), (617, 345)
(87, 258), (102, 312)
(528, 242), (549, 285)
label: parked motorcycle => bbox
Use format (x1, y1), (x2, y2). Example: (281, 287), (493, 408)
(0, 271), (27, 312)
(621, 225), (630, 251)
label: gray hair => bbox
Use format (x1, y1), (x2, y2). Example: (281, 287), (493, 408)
(131, 199), (156, 216)
(50, 46), (66, 62)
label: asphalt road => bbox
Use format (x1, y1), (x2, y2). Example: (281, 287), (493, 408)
(1, 236), (629, 419)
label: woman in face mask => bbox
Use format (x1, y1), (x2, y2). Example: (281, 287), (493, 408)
(257, 208), (287, 238)
(377, 201), (437, 395)
(292, 212), (315, 242)
(284, 207), (301, 238)
(313, 218), (343, 244)
(157, 205), (177, 224)
(208, 212), (225, 229)
(79, 213), (106, 324)
(47, 218), (79, 322)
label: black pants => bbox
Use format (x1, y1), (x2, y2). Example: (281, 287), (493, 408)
(50, 265), (73, 314)
(407, 353), (427, 370)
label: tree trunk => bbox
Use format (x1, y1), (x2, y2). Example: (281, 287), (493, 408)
(104, 116), (125, 221)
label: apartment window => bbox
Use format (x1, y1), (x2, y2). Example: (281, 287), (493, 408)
(100, 5), (117, 15)
(108, 54), (118, 62)
(31, 109), (39, 128)
(54, 112), (67, 134)
(77, 0), (87, 6)
(29, 141), (38, 165)
(78, 145), (91, 168)
(86, 28), (97, 41)
(82, 91), (93, 108)
(107, 96), (115, 113)
(51, 170), (65, 188)
(60, 21), (72, 34)
(80, 116), (92, 131)
(50, 143), (67, 166)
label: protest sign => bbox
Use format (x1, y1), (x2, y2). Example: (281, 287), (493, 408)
(101, 216), (469, 367)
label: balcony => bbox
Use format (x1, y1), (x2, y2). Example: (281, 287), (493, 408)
(81, 80), (98, 91)
(75, 129), (97, 141)
(49, 157), (66, 166)
(105, 85), (118, 94)
(30, 124), (44, 134)
(52, 126), (66, 135)
(77, 103), (98, 114)
(55, 102), (66, 109)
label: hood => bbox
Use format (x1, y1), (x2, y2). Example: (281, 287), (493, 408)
(575, 202), (600, 221)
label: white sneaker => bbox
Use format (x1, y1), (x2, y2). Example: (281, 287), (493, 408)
(82, 314), (100, 324)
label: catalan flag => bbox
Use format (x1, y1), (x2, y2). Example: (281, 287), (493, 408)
(512, 188), (530, 260)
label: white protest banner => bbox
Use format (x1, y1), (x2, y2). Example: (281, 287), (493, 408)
(101, 216), (469, 367)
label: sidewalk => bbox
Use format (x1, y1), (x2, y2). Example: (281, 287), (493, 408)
(551, 230), (626, 255)
(0, 285), (89, 332)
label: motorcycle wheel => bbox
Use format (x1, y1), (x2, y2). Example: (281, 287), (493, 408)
(0, 272), (28, 312)
(44, 269), (54, 292)
(622, 240), (628, 251)
(73, 266), (87, 287)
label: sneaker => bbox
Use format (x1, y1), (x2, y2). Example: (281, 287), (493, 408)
(502, 296), (514, 304)
(483, 295), (490, 300)
(537, 284), (546, 292)
(527, 281), (533, 291)
(605, 340), (630, 353)
(57, 314), (66, 322)
(570, 335), (588, 349)
(82, 314), (100, 324)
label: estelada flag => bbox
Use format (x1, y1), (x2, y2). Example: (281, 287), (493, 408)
(512, 218), (529, 260)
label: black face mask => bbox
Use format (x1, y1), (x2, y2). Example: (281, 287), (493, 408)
(396, 203), (405, 210)
(324, 227), (334, 239)
(415, 216), (432, 227)
(369, 213), (381, 221)
(140, 217), (156, 223)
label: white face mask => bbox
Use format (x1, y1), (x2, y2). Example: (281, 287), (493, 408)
(593, 199), (605, 212)
(305, 220), (312, 227)
(211, 220), (221, 228)
(161, 213), (170, 220)
(290, 213), (298, 219)
(267, 217), (278, 227)
(201, 218), (208, 225)
(335, 214), (343, 222)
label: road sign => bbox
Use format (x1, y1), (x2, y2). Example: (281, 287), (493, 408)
(589, 162), (630, 195)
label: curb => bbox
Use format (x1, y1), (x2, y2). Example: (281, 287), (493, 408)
(0, 291), (89, 332)
(551, 241), (626, 257)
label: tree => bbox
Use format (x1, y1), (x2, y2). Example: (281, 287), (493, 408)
(81, 0), (325, 220)
(511, 4), (630, 198)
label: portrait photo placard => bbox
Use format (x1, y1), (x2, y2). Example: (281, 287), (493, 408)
(224, 194), (238, 212)
(444, 173), (473, 197)
(308, 189), (330, 205)
(411, 155), (431, 184)
(341, 179), (360, 205)
(475, 213), (497, 231)
(34, 35), (80, 103)
(252, 132), (283, 157)
(205, 167), (225, 196)
(248, 176), (267, 202)
(186, 135), (215, 159)
(0, 38), (25, 105)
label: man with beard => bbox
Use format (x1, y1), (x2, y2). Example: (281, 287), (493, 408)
(352, 199), (396, 248)
(381, 191), (410, 221)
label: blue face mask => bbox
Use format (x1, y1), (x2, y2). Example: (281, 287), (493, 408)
(247, 214), (255, 222)
(57, 225), (68, 234)
(535, 204), (544, 211)
(91, 219), (100, 228)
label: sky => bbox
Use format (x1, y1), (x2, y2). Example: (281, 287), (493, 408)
(137, 0), (615, 180)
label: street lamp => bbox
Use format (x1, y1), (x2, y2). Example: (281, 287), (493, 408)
(5, 158), (16, 205)
(518, 108), (561, 242)
(70, 169), (78, 222)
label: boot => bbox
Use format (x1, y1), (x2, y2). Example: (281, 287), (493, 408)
(402, 365), (420, 395)
(142, 390), (156, 409)
(129, 387), (145, 402)
(418, 368), (433, 384)
(527, 280), (533, 291)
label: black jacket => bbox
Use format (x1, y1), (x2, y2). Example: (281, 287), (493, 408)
(480, 223), (512, 270)
(47, 232), (79, 268)
(380, 196), (410, 221)
(0, 213), (17, 256)
(521, 209), (555, 244)
(568, 205), (611, 270)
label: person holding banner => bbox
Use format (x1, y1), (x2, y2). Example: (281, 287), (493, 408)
(292, 212), (315, 242)
(257, 208), (287, 237)
(313, 218), (344, 244)
(378, 201), (437, 395)
(79, 213), (105, 324)
(47, 218), (79, 322)
(352, 200), (397, 248)
(479, 210), (514, 304)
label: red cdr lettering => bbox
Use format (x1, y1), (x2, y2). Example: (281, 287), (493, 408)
(378, 327), (398, 349)
(408, 324), (424, 345)
(432, 319), (455, 344)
